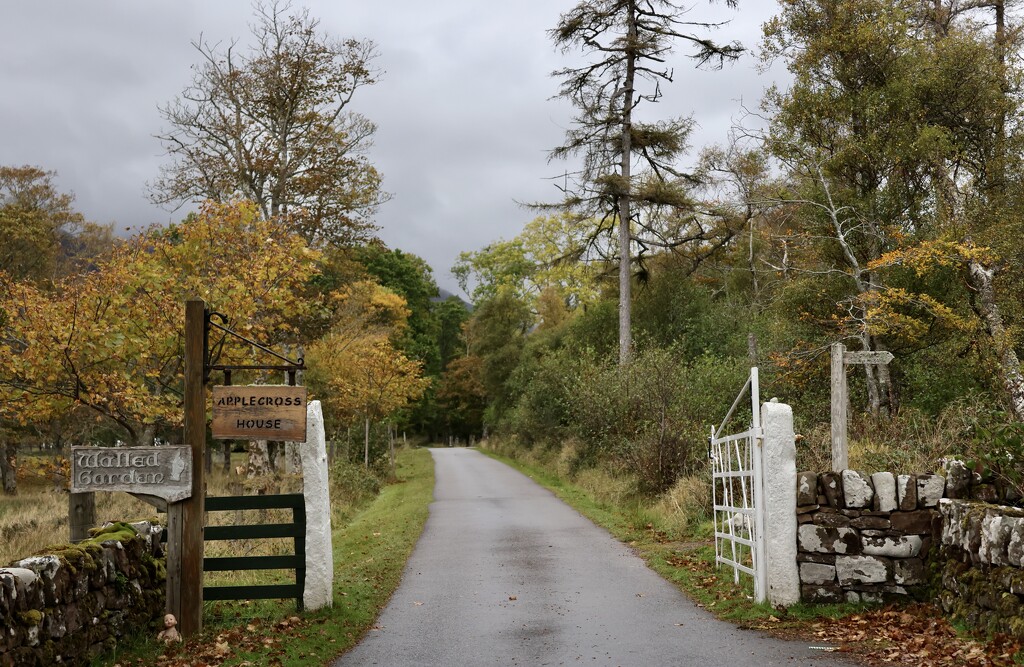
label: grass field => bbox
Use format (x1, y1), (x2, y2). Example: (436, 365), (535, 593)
(0, 453), (311, 569)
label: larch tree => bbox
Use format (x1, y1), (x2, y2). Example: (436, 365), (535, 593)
(152, 0), (387, 248)
(547, 0), (742, 365)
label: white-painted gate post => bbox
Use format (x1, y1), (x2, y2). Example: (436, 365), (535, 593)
(300, 400), (333, 610)
(760, 399), (800, 607)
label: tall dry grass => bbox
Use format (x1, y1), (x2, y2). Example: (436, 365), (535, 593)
(0, 453), (377, 591)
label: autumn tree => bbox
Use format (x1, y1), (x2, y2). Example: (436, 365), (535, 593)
(304, 287), (428, 466)
(436, 354), (487, 440)
(453, 213), (600, 311)
(0, 166), (113, 284)
(0, 201), (320, 449)
(547, 0), (742, 364)
(759, 0), (1024, 418)
(761, 0), (950, 416)
(152, 0), (386, 248)
(868, 1), (1024, 420)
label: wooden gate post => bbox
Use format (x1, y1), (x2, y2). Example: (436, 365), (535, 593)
(830, 343), (848, 472)
(68, 491), (95, 543)
(174, 298), (207, 636)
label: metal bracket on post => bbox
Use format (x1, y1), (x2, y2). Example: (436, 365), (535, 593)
(204, 311), (304, 383)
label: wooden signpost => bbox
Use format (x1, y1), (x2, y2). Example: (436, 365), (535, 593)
(831, 342), (894, 472)
(164, 298), (305, 637)
(167, 298), (207, 637)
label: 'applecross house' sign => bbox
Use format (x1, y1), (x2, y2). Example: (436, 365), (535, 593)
(210, 385), (307, 441)
(71, 446), (193, 502)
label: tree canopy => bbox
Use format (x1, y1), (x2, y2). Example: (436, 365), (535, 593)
(152, 0), (387, 248)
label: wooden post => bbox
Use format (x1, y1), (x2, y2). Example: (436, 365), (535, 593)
(830, 343), (848, 472)
(831, 345), (895, 472)
(69, 492), (95, 542)
(177, 298), (207, 636)
(165, 500), (183, 619)
(364, 417), (370, 468)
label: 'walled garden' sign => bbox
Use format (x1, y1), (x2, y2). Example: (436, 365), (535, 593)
(71, 446), (192, 502)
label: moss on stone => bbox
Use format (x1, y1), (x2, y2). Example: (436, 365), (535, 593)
(17, 609), (43, 626)
(85, 522), (139, 545)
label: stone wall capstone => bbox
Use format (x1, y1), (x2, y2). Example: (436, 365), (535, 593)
(0, 521), (165, 667)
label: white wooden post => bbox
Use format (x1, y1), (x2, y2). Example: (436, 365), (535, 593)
(301, 400), (333, 610)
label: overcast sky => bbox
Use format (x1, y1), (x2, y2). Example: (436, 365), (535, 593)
(1, 1), (785, 294)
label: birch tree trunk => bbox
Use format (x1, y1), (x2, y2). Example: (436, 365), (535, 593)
(247, 439), (271, 478)
(364, 417), (370, 468)
(388, 423), (395, 477)
(967, 259), (1024, 421)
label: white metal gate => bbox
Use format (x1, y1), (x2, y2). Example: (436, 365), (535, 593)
(709, 367), (766, 602)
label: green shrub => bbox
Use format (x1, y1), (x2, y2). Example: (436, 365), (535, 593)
(330, 459), (382, 508)
(562, 347), (747, 494)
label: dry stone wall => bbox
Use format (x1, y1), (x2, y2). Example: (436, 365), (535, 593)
(937, 499), (1024, 637)
(796, 470), (943, 603)
(0, 521), (165, 667)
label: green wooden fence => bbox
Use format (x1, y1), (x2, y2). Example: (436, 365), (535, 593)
(202, 493), (306, 611)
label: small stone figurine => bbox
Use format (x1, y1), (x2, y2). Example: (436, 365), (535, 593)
(157, 613), (182, 644)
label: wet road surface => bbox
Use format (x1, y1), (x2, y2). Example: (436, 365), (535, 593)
(332, 447), (851, 666)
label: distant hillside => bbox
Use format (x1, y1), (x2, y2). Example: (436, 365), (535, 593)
(432, 287), (471, 310)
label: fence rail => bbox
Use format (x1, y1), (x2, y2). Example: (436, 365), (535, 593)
(203, 493), (306, 611)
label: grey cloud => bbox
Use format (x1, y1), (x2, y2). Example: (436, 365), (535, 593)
(1, 0), (786, 293)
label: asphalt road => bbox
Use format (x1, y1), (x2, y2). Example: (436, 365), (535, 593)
(333, 447), (851, 666)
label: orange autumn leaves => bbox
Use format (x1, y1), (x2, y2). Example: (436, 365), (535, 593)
(0, 201), (426, 444)
(304, 282), (429, 427)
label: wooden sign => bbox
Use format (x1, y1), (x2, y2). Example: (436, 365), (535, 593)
(211, 385), (307, 441)
(71, 446), (192, 502)
(843, 350), (894, 365)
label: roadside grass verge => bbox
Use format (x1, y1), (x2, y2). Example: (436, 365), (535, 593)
(480, 446), (1024, 664)
(96, 447), (435, 667)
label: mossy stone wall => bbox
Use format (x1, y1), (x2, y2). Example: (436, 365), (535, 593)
(938, 499), (1024, 639)
(0, 521), (165, 667)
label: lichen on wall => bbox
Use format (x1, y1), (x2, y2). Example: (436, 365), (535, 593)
(796, 470), (942, 603)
